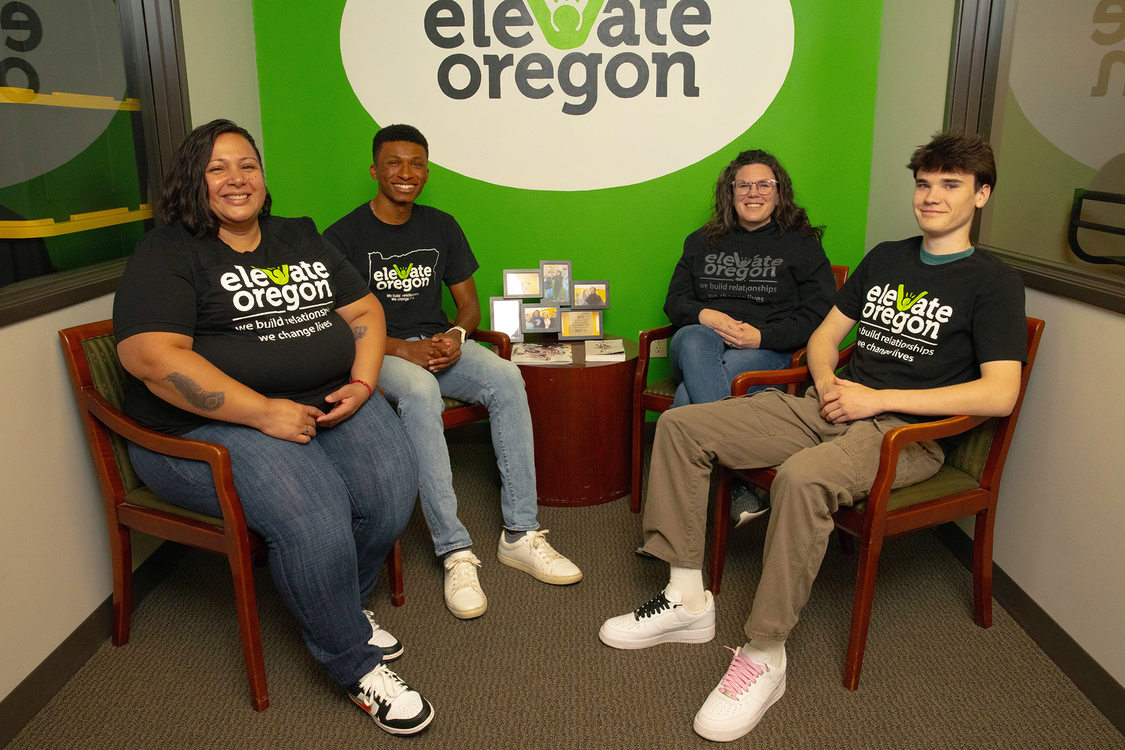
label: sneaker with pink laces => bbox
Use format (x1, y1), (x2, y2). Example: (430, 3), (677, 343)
(693, 644), (786, 742)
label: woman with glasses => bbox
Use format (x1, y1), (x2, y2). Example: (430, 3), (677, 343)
(663, 150), (836, 524)
(664, 149), (835, 408)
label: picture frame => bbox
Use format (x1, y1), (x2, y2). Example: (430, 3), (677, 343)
(558, 309), (604, 340)
(539, 259), (573, 307)
(502, 268), (543, 298)
(489, 296), (524, 343)
(572, 280), (609, 309)
(520, 302), (562, 333)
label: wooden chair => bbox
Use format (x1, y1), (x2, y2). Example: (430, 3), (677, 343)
(707, 316), (1045, 690)
(58, 319), (405, 712)
(440, 329), (511, 429)
(630, 264), (849, 511)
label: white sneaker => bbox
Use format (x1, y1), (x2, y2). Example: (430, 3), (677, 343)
(693, 644), (786, 742)
(348, 663), (434, 736)
(599, 588), (716, 649)
(443, 550), (487, 619)
(497, 530), (583, 585)
(362, 609), (403, 661)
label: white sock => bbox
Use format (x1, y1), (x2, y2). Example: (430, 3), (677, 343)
(747, 638), (785, 663)
(667, 566), (707, 612)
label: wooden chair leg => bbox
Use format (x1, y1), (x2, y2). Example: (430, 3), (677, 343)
(972, 507), (995, 628)
(708, 468), (734, 594)
(842, 533), (885, 691)
(838, 530), (856, 556)
(228, 550), (269, 711)
(388, 539), (405, 607)
(630, 405), (645, 513)
(109, 521), (133, 647)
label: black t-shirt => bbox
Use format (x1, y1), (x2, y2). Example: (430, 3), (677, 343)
(835, 237), (1026, 396)
(324, 203), (479, 339)
(663, 222), (836, 352)
(113, 215), (369, 434)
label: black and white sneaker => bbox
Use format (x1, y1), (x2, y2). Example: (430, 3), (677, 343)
(363, 609), (403, 661)
(348, 664), (434, 736)
(599, 588), (715, 649)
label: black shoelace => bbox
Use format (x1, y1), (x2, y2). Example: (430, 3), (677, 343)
(635, 591), (676, 620)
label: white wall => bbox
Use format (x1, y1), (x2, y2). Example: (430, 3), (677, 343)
(178, 0), (263, 137)
(869, 2), (1125, 687)
(0, 296), (115, 700)
(997, 291), (1125, 681)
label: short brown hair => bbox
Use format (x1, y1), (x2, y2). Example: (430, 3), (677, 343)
(908, 132), (996, 191)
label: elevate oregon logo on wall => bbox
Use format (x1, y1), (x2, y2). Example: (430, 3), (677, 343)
(340, 0), (794, 190)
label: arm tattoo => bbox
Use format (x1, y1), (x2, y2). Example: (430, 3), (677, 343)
(352, 325), (368, 341)
(164, 372), (225, 411)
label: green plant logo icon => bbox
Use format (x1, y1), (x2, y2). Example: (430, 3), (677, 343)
(526, 0), (606, 50)
(258, 265), (290, 285)
(394, 262), (414, 280)
(896, 284), (928, 312)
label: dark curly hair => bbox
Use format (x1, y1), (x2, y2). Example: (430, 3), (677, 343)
(907, 132), (996, 191)
(702, 149), (823, 245)
(158, 119), (272, 238)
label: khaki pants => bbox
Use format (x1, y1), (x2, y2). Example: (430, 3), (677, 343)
(639, 389), (944, 642)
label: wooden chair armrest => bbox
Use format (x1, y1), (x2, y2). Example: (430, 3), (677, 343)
(731, 344), (857, 396)
(82, 388), (248, 530)
(731, 365), (812, 395)
(863, 413), (990, 519)
(635, 324), (677, 395)
(470, 328), (511, 359)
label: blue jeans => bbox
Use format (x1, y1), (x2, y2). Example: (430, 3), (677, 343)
(127, 394), (417, 688)
(378, 340), (539, 556)
(669, 324), (792, 407)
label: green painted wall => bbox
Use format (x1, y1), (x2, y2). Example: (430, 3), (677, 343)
(251, 1), (881, 350)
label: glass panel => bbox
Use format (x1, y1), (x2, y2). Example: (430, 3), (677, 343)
(976, 0), (1125, 289)
(0, 0), (153, 287)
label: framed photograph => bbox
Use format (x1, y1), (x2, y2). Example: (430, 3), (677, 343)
(520, 302), (562, 333)
(503, 268), (543, 298)
(539, 260), (573, 307)
(489, 296), (524, 343)
(572, 280), (609, 309)
(559, 309), (604, 340)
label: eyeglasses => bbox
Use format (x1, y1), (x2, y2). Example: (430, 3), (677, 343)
(732, 179), (778, 196)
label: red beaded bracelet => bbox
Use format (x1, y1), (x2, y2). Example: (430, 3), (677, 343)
(350, 378), (373, 398)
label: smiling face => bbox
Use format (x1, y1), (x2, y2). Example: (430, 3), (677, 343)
(733, 163), (779, 231)
(371, 141), (429, 211)
(912, 169), (992, 252)
(205, 132), (266, 234)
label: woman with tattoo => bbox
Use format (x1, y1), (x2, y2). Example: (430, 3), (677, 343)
(112, 120), (433, 736)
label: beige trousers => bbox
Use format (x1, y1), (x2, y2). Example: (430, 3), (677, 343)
(639, 389), (944, 642)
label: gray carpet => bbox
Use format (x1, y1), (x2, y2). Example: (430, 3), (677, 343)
(8, 443), (1124, 749)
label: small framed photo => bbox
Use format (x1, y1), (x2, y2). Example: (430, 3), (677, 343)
(572, 280), (609, 309)
(520, 302), (562, 333)
(489, 296), (524, 343)
(539, 260), (572, 307)
(559, 309), (604, 340)
(503, 268), (543, 298)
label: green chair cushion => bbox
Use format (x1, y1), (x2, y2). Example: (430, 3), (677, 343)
(124, 486), (225, 527)
(442, 396), (475, 410)
(853, 464), (981, 514)
(644, 377), (678, 400)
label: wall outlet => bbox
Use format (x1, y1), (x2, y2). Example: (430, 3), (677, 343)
(649, 337), (668, 357)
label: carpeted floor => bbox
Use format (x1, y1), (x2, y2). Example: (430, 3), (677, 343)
(8, 443), (1124, 749)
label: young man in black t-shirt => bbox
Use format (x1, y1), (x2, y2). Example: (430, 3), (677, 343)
(325, 125), (582, 621)
(600, 133), (1027, 742)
